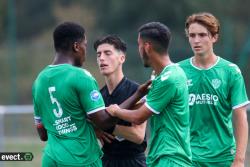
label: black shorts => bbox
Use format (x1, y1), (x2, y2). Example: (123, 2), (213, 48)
(102, 153), (147, 167)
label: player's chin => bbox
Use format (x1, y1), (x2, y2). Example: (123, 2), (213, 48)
(193, 49), (204, 55)
(100, 70), (110, 76)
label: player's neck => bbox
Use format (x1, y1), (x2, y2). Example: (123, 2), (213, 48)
(105, 70), (124, 94)
(193, 53), (217, 69)
(152, 54), (172, 75)
(52, 52), (74, 65)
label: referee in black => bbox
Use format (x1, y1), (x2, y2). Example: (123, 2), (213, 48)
(94, 35), (147, 167)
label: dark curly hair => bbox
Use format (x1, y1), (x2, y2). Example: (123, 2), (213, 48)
(53, 22), (85, 52)
(138, 22), (171, 54)
(94, 34), (127, 53)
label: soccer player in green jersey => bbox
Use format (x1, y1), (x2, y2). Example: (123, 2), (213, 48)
(32, 22), (148, 167)
(106, 22), (192, 167)
(179, 12), (249, 167)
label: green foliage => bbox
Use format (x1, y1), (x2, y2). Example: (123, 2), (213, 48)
(0, 0), (55, 42)
(0, 0), (7, 42)
(16, 0), (56, 40)
(0, 0), (250, 104)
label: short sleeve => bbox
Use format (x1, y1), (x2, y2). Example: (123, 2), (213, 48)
(145, 78), (176, 114)
(32, 84), (42, 125)
(229, 65), (249, 109)
(75, 71), (105, 114)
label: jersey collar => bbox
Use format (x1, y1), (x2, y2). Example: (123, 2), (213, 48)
(190, 56), (220, 70)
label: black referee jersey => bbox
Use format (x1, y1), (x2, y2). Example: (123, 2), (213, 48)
(100, 77), (147, 161)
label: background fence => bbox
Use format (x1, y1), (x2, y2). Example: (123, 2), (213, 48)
(0, 105), (250, 167)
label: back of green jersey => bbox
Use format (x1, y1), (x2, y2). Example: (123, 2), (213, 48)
(179, 57), (249, 162)
(145, 64), (192, 167)
(32, 64), (104, 165)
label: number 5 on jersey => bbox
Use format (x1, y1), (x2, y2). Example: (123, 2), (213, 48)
(49, 86), (63, 118)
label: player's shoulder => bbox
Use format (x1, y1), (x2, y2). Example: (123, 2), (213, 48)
(72, 67), (95, 79)
(124, 77), (139, 88)
(171, 64), (187, 82)
(33, 65), (50, 83)
(157, 64), (185, 84)
(177, 58), (191, 67)
(218, 57), (242, 74)
(122, 77), (139, 94)
(81, 68), (94, 78)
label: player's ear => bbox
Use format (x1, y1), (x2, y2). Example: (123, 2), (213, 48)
(144, 42), (151, 54)
(73, 42), (79, 52)
(212, 34), (219, 43)
(120, 53), (125, 63)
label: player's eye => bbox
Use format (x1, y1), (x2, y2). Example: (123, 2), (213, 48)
(199, 33), (208, 37)
(96, 53), (101, 58)
(189, 33), (196, 38)
(106, 51), (112, 56)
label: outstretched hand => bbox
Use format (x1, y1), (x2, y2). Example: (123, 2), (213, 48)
(136, 80), (152, 98)
(95, 128), (115, 145)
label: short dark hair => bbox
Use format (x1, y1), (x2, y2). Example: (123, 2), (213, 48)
(53, 22), (85, 52)
(93, 35), (127, 53)
(138, 22), (171, 54)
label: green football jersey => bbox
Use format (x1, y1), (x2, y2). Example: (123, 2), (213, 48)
(179, 57), (249, 162)
(145, 64), (192, 167)
(32, 64), (105, 166)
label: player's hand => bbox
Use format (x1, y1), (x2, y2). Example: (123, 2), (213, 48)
(231, 159), (244, 167)
(94, 128), (115, 145)
(136, 80), (152, 98)
(106, 104), (120, 117)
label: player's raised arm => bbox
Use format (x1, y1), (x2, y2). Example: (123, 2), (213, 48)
(119, 80), (151, 109)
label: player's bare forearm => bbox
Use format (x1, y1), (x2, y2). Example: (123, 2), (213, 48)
(116, 109), (143, 124)
(88, 109), (118, 131)
(87, 116), (115, 143)
(108, 104), (152, 125)
(113, 121), (146, 144)
(36, 124), (48, 141)
(233, 106), (248, 164)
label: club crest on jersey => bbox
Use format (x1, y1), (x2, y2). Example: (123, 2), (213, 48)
(90, 90), (100, 101)
(211, 79), (221, 89)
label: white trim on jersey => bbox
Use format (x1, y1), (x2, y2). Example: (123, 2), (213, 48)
(232, 101), (250, 110)
(34, 116), (42, 125)
(145, 102), (160, 114)
(190, 56), (220, 70)
(87, 106), (106, 115)
(34, 116), (41, 119)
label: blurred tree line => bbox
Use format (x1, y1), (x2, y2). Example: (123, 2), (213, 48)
(0, 0), (250, 104)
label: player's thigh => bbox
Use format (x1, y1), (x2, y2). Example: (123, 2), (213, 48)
(42, 153), (57, 167)
(42, 154), (102, 167)
(149, 156), (186, 167)
(192, 160), (233, 167)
